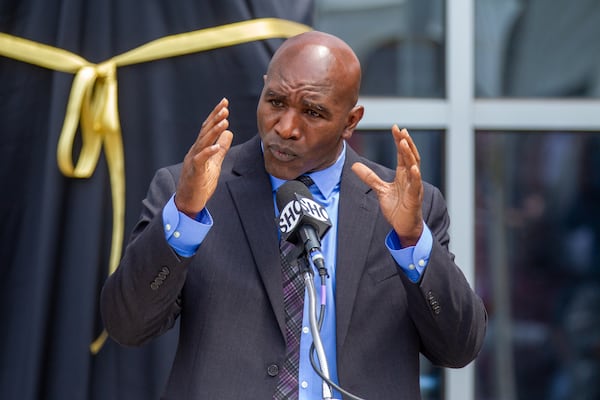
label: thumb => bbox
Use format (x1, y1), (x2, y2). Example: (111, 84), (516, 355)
(214, 130), (234, 161)
(217, 130), (233, 151)
(351, 162), (385, 192)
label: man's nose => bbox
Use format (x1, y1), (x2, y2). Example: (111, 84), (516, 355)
(275, 109), (301, 140)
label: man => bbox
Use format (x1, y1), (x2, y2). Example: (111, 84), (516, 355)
(101, 31), (487, 399)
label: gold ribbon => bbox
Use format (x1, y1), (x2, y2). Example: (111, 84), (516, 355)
(0, 18), (312, 354)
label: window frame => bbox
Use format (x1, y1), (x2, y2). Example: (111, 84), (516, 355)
(355, 1), (600, 399)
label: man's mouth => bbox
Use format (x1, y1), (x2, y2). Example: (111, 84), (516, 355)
(269, 145), (297, 162)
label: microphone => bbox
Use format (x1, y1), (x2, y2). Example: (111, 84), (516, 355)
(276, 180), (331, 272)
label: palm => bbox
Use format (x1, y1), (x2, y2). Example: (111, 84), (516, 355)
(352, 126), (424, 246)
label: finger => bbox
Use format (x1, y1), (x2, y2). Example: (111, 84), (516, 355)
(391, 125), (410, 170)
(394, 135), (410, 171)
(201, 97), (229, 130)
(407, 164), (423, 200)
(392, 126), (421, 168)
(351, 162), (387, 193)
(190, 108), (230, 155)
(213, 130), (234, 162)
(216, 129), (234, 151)
(400, 128), (421, 165)
(400, 138), (418, 170)
(189, 128), (233, 168)
(395, 136), (419, 180)
(201, 101), (229, 140)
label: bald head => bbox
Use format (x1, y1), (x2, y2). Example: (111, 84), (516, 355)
(266, 31), (362, 108)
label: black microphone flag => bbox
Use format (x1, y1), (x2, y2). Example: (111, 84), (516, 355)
(276, 180), (331, 246)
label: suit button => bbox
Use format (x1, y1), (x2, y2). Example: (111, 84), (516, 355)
(426, 291), (441, 314)
(267, 364), (279, 377)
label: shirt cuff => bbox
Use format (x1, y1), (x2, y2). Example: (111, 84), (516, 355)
(162, 195), (213, 257)
(385, 223), (433, 283)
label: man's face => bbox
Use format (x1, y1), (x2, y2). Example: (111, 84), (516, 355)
(257, 45), (361, 180)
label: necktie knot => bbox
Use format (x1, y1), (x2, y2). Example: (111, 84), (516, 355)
(295, 174), (314, 188)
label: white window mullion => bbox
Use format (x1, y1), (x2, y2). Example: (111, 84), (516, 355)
(474, 99), (600, 131)
(357, 98), (448, 129)
(445, 0), (476, 399)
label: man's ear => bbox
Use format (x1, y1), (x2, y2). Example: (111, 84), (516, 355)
(342, 105), (365, 140)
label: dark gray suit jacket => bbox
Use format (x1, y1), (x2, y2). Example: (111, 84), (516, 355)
(101, 135), (487, 399)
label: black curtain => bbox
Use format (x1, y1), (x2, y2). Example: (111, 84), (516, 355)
(0, 1), (313, 399)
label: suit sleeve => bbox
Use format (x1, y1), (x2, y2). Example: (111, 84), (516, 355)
(404, 184), (487, 368)
(100, 166), (192, 346)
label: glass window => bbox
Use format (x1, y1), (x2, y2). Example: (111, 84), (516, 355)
(475, 131), (600, 399)
(314, 0), (446, 97)
(475, 0), (600, 98)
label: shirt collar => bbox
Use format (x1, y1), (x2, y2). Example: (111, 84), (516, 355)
(267, 141), (346, 199)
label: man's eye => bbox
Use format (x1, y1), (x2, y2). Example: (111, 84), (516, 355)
(270, 99), (284, 107)
(306, 109), (321, 118)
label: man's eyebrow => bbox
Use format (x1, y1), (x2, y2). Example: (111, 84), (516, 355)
(265, 89), (284, 98)
(304, 100), (331, 116)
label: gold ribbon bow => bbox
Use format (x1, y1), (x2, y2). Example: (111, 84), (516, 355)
(0, 18), (312, 354)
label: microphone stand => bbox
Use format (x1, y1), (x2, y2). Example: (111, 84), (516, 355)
(288, 252), (364, 400)
(302, 251), (334, 400)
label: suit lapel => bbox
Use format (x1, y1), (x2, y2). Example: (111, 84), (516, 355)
(335, 147), (381, 350)
(226, 137), (287, 338)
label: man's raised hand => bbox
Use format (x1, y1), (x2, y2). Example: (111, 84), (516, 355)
(351, 125), (424, 247)
(175, 98), (234, 218)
